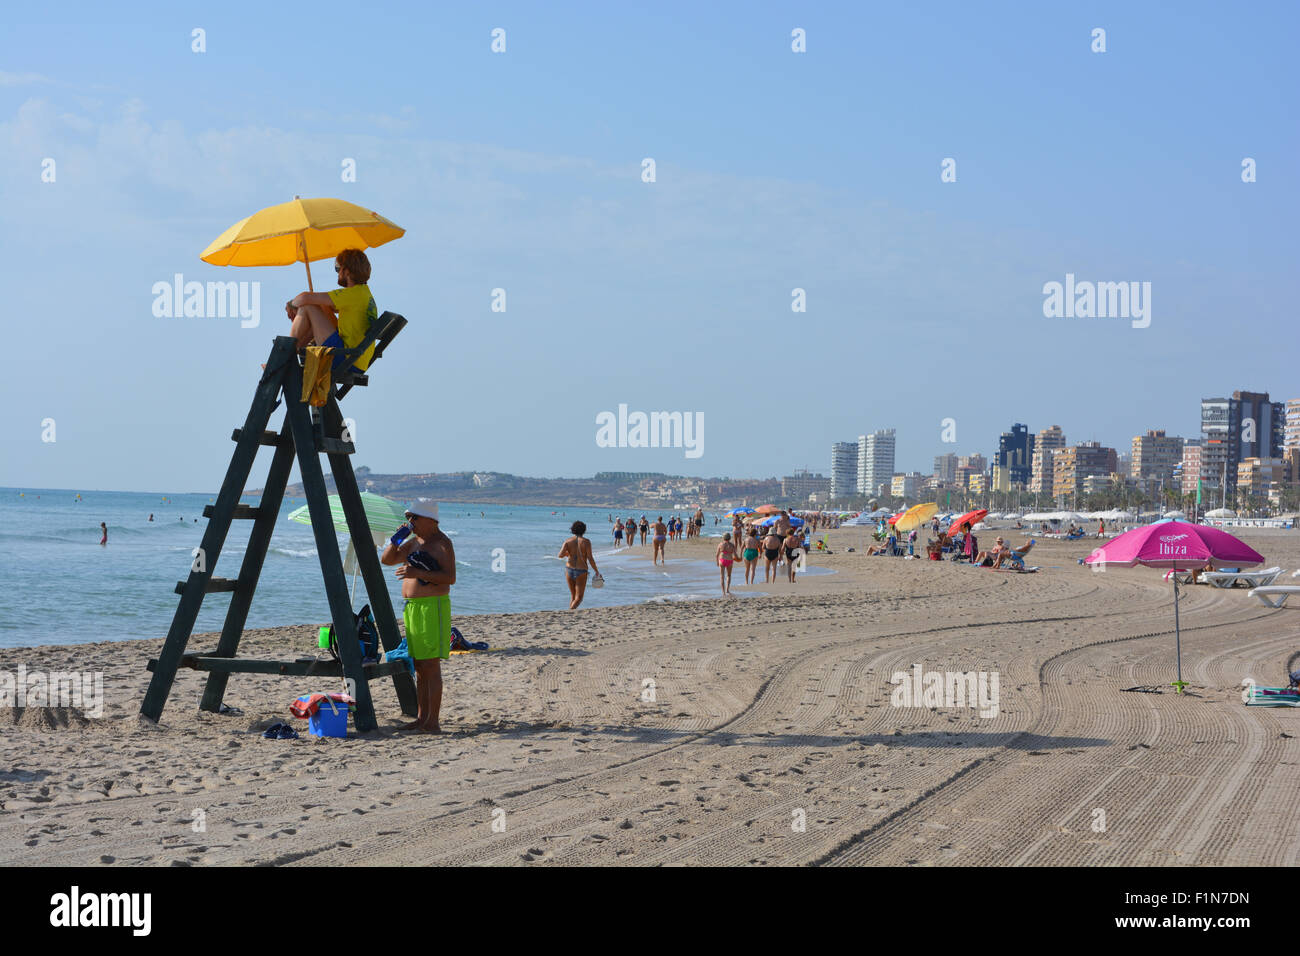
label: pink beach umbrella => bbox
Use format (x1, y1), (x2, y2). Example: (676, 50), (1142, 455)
(1084, 521), (1263, 692)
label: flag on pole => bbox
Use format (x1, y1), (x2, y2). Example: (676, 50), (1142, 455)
(1196, 478), (1202, 506)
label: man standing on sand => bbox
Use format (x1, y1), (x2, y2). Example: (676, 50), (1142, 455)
(652, 516), (668, 564)
(381, 502), (455, 734)
(559, 521), (600, 609)
(775, 510), (792, 537)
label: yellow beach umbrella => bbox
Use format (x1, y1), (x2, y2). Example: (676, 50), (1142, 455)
(200, 196), (405, 290)
(893, 502), (939, 533)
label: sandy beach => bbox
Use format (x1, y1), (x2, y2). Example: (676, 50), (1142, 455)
(3, 527), (1298, 867)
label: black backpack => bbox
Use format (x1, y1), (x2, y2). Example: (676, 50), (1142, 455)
(326, 604), (380, 664)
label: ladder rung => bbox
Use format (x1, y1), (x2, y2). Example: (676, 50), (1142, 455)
(316, 437), (355, 455)
(202, 504), (261, 520)
(174, 577), (239, 595)
(231, 428), (282, 446)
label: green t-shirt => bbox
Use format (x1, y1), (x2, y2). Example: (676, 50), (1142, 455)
(327, 283), (378, 371)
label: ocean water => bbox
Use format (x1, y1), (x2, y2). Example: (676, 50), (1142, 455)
(0, 489), (829, 648)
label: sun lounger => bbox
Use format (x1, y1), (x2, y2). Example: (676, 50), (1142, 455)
(1249, 586), (1300, 609)
(1164, 570), (1198, 585)
(1204, 567), (1282, 589)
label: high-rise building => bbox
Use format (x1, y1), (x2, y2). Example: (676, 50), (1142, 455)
(1284, 447), (1300, 488)
(857, 429), (896, 498)
(933, 453), (958, 485)
(782, 470), (831, 499)
(891, 472), (923, 499)
(959, 453), (987, 475)
(830, 442), (858, 500)
(1203, 391), (1286, 496)
(1286, 399), (1300, 450)
(1131, 429), (1184, 493)
(1178, 440), (1203, 497)
(1234, 390), (1285, 461)
(1200, 397), (1233, 495)
(1053, 442), (1118, 498)
(1237, 458), (1286, 501)
(1030, 425), (1065, 494)
(997, 424), (1035, 487)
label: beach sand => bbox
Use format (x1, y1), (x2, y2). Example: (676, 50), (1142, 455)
(3, 527), (1298, 866)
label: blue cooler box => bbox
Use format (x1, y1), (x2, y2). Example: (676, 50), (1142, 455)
(297, 695), (349, 738)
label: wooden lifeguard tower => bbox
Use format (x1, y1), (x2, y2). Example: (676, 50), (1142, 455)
(141, 315), (416, 732)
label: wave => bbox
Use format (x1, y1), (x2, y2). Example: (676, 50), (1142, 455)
(642, 592), (715, 605)
(270, 547), (318, 558)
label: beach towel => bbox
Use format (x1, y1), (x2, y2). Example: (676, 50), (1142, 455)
(449, 626), (489, 652)
(300, 346), (334, 407)
(385, 637), (416, 676)
(1241, 682), (1300, 707)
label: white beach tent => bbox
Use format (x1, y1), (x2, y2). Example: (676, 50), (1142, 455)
(1163, 510), (1187, 519)
(1205, 508), (1236, 518)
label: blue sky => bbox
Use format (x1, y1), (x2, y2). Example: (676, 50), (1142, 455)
(2, 1), (1296, 492)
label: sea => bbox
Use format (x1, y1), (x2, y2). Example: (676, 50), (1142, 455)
(0, 488), (830, 648)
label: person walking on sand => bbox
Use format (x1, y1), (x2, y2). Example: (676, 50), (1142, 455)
(99, 522), (107, 546)
(652, 516), (668, 564)
(559, 521), (600, 609)
(741, 527), (761, 585)
(762, 528), (783, 583)
(613, 518), (623, 547)
(625, 516), (637, 546)
(639, 516), (649, 545)
(381, 502), (455, 734)
(716, 533), (739, 595)
(784, 527), (804, 582)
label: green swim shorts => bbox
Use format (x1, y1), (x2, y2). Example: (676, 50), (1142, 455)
(403, 595), (451, 660)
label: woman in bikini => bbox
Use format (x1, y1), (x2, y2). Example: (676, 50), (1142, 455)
(652, 516), (668, 564)
(741, 528), (761, 585)
(625, 517), (637, 546)
(558, 521), (600, 609)
(715, 532), (739, 595)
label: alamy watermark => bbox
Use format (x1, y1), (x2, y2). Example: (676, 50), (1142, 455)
(152, 274), (260, 328)
(1, 665), (104, 718)
(1042, 273), (1150, 329)
(890, 664), (999, 718)
(596, 404), (703, 459)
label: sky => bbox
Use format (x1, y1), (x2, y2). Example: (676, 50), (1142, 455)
(2, 1), (1297, 492)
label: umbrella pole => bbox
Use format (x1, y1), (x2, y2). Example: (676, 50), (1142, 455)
(1172, 571), (1184, 693)
(300, 233), (314, 292)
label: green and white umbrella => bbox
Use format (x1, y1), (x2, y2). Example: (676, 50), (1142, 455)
(287, 492), (409, 601)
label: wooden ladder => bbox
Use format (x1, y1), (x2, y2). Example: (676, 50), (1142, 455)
(141, 316), (416, 732)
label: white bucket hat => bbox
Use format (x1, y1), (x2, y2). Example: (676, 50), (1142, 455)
(405, 502), (439, 521)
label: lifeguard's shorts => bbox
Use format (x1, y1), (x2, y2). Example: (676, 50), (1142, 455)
(403, 595), (451, 660)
